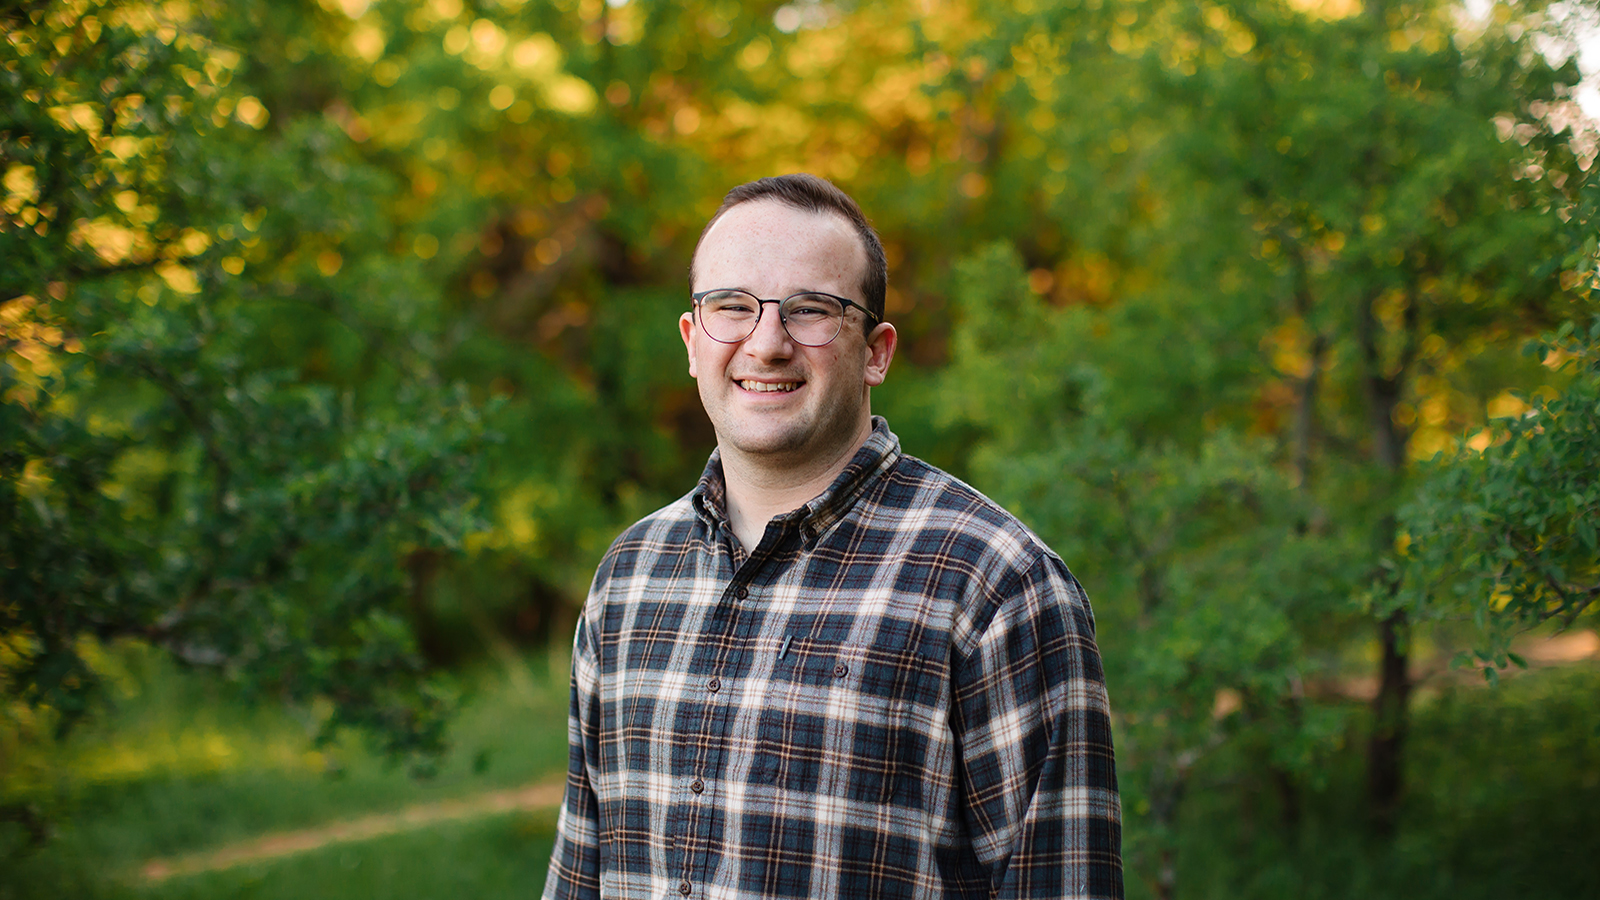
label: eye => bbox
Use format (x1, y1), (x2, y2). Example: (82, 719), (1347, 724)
(785, 293), (842, 319)
(703, 291), (757, 315)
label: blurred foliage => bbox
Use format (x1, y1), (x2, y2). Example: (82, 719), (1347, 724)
(2, 0), (1598, 894)
(930, 0), (1596, 887)
(1398, 318), (1600, 676)
(1168, 665), (1600, 900)
(1, 0), (494, 765)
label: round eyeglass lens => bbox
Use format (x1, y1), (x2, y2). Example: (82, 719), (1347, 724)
(778, 293), (845, 345)
(698, 291), (760, 343)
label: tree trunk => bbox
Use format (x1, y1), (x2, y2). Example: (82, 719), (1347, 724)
(1356, 285), (1415, 834)
(406, 549), (450, 665)
(1150, 769), (1189, 900)
(1272, 765), (1302, 832)
(1270, 693), (1306, 834)
(1286, 239), (1326, 492)
(1366, 608), (1410, 835)
(1156, 845), (1177, 900)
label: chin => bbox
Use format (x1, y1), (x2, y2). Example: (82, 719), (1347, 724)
(721, 412), (868, 464)
(723, 424), (815, 458)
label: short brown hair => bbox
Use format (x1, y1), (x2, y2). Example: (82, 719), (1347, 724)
(690, 173), (887, 330)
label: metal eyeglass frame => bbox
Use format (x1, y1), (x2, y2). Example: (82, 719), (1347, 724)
(690, 288), (880, 348)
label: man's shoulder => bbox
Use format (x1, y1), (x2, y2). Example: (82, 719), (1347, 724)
(877, 453), (1059, 573)
(882, 454), (1095, 654)
(582, 486), (700, 592)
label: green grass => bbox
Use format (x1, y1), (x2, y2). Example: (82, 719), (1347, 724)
(0, 643), (570, 900)
(2, 810), (555, 900)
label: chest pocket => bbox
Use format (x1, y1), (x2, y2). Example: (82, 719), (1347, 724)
(751, 638), (939, 805)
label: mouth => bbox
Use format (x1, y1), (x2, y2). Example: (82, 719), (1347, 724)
(736, 379), (803, 394)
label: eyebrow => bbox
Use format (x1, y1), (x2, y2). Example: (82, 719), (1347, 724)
(703, 288), (835, 297)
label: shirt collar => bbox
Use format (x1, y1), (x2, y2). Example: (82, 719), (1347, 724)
(691, 416), (902, 539)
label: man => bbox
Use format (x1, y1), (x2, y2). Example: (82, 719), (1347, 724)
(544, 174), (1122, 900)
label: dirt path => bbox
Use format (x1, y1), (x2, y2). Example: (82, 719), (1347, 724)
(139, 778), (565, 883)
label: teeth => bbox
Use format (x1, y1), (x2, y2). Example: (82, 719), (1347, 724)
(740, 380), (800, 393)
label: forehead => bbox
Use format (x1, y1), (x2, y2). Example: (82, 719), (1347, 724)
(693, 199), (867, 294)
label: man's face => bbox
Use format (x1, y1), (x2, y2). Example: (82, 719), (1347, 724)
(681, 199), (896, 469)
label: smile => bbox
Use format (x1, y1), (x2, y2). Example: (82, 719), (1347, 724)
(737, 380), (802, 393)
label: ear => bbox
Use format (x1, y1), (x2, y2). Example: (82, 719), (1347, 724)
(863, 321), (897, 387)
(680, 311), (699, 378)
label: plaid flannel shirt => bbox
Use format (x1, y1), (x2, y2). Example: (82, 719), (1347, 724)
(544, 418), (1122, 900)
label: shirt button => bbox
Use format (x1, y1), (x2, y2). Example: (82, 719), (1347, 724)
(707, 677), (721, 693)
(690, 779), (704, 794)
(833, 662), (849, 678)
(734, 585), (749, 599)
(679, 882), (692, 896)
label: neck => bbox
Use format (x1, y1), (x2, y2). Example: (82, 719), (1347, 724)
(720, 418), (873, 552)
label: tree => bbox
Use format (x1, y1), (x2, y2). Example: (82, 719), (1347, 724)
(1397, 317), (1600, 676)
(1397, 126), (1600, 670)
(934, 0), (1591, 891)
(2, 0), (490, 779)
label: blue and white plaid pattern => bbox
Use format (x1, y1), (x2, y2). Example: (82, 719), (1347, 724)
(545, 418), (1122, 900)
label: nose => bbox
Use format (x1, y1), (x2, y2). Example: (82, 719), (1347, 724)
(741, 299), (794, 360)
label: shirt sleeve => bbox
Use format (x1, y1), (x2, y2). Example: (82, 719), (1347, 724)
(543, 612), (602, 900)
(952, 553), (1123, 900)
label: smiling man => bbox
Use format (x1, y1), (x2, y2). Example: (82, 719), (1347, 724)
(544, 174), (1123, 900)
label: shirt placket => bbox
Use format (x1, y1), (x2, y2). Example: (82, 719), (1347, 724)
(671, 519), (788, 899)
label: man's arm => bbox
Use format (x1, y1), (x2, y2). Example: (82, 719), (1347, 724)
(542, 615), (602, 900)
(953, 554), (1123, 900)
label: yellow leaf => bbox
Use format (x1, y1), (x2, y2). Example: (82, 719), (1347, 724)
(545, 75), (596, 115)
(73, 218), (143, 265)
(511, 34), (560, 75)
(235, 96), (269, 129)
(176, 228), (211, 257)
(1487, 391), (1530, 419)
(3, 165), (38, 205)
(346, 22), (385, 62)
(157, 262), (200, 294)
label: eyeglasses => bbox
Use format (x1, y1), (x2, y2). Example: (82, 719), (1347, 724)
(690, 289), (879, 347)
